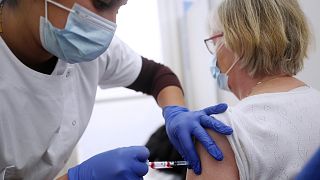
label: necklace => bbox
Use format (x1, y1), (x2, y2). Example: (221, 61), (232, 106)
(0, 2), (3, 33)
(256, 76), (284, 86)
(248, 75), (290, 97)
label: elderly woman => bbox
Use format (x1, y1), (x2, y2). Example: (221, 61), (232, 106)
(187, 0), (320, 179)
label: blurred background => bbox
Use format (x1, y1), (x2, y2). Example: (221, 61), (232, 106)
(57, 0), (320, 179)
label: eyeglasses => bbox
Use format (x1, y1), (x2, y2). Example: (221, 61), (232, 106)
(204, 33), (224, 55)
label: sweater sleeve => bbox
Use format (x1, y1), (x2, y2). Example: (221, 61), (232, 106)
(126, 57), (183, 99)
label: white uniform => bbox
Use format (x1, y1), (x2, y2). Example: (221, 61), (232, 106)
(0, 36), (142, 179)
(214, 86), (320, 180)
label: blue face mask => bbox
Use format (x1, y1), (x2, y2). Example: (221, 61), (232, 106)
(210, 52), (238, 91)
(40, 0), (117, 64)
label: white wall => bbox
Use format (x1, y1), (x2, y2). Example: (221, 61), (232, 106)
(183, 0), (219, 109)
(158, 0), (221, 110)
(77, 97), (164, 160)
(296, 0), (320, 91)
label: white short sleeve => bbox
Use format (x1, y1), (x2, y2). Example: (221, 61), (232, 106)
(212, 88), (320, 180)
(213, 108), (251, 180)
(97, 36), (142, 89)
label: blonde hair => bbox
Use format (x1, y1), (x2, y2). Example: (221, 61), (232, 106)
(213, 0), (310, 77)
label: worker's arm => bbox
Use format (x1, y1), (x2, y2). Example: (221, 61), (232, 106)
(186, 129), (239, 180)
(156, 86), (185, 107)
(127, 57), (233, 175)
(126, 57), (185, 107)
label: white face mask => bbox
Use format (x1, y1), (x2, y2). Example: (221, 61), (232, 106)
(210, 52), (239, 91)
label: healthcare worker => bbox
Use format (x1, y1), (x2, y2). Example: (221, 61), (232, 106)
(0, 0), (233, 179)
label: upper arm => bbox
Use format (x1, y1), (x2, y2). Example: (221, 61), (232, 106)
(126, 57), (182, 99)
(186, 129), (239, 180)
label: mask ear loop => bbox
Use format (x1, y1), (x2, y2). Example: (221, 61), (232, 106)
(45, 0), (48, 20)
(216, 38), (241, 75)
(45, 0), (75, 18)
(225, 48), (244, 75)
(225, 57), (240, 75)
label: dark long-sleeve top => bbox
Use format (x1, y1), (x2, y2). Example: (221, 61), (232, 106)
(127, 57), (183, 99)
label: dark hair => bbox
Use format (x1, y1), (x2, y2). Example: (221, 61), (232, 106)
(92, 0), (119, 10)
(145, 125), (187, 179)
(3, 0), (19, 7)
(4, 0), (118, 9)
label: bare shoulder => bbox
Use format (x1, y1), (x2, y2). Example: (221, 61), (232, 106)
(186, 129), (239, 180)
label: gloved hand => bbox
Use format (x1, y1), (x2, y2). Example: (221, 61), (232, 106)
(68, 146), (149, 180)
(163, 103), (233, 175)
(296, 148), (320, 180)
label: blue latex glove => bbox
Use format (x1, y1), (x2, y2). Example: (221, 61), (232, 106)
(68, 146), (149, 180)
(163, 103), (233, 175)
(296, 148), (320, 180)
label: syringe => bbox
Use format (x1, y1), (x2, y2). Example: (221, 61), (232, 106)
(147, 161), (189, 169)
